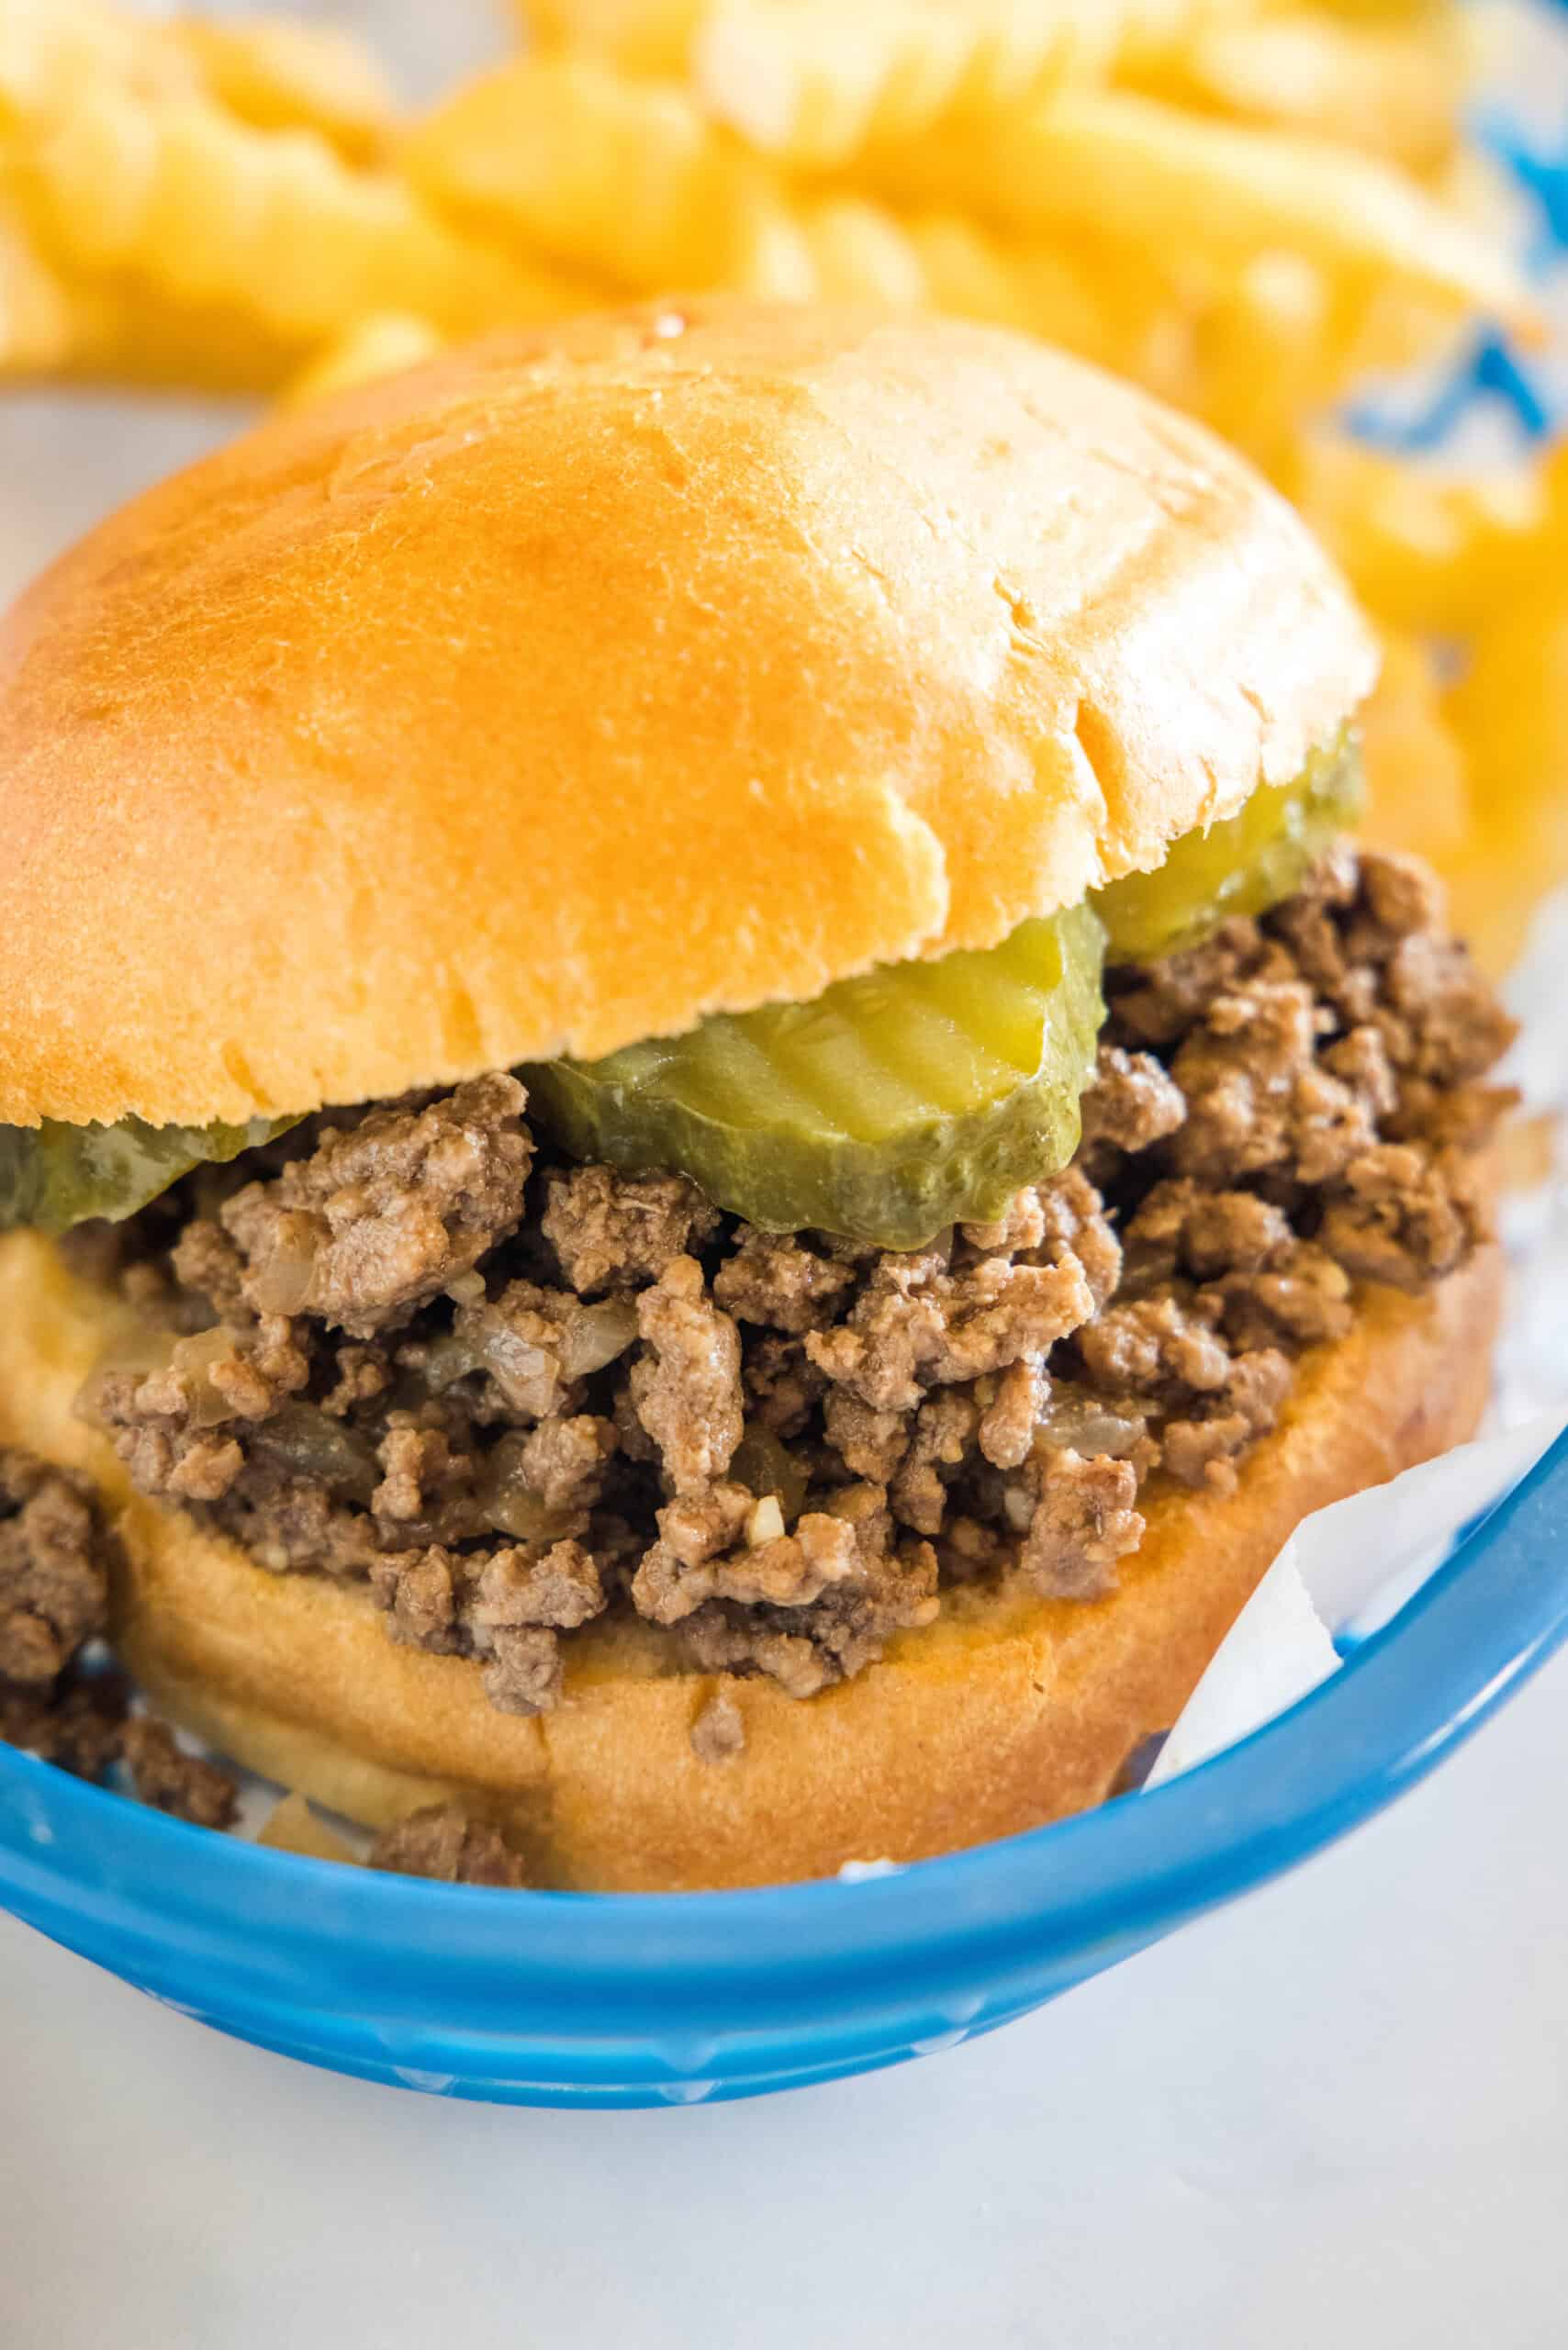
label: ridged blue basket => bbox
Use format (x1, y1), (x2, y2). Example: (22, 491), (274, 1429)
(2, 1427), (1566, 2108)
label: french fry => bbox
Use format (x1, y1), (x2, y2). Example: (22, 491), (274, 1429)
(0, 190), (79, 374)
(1292, 433), (1548, 637)
(50, 275), (302, 393)
(21, 83), (592, 350)
(693, 0), (1099, 174)
(520, 0), (706, 77)
(523, 0), (1268, 108)
(1437, 590), (1568, 971)
(283, 310), (444, 407)
(1359, 626), (1472, 866)
(0, 0), (196, 129)
(906, 210), (1110, 349)
(870, 90), (1537, 337)
(174, 17), (398, 166)
(1447, 590), (1568, 878)
(404, 53), (783, 292)
(1138, 15), (1470, 177)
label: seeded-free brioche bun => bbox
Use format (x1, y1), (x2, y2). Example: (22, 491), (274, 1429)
(0, 1227), (1500, 1890)
(0, 299), (1375, 1131)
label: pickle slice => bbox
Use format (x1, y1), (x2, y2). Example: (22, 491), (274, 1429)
(0, 1114), (298, 1235)
(525, 903), (1106, 1251)
(1094, 733), (1364, 965)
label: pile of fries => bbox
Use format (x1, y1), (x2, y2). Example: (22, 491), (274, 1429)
(0, 0), (1562, 962)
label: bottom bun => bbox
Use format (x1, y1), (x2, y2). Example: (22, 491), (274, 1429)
(0, 1228), (1503, 1892)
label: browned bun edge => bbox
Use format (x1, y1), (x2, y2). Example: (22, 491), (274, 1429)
(0, 300), (1375, 1127)
(0, 1226), (1500, 1890)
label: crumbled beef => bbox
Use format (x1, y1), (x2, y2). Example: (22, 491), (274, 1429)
(371, 1544), (460, 1650)
(170, 1216), (249, 1320)
(1, 1674), (129, 1778)
(73, 846), (1511, 1719)
(470, 1539), (605, 1632)
(806, 1248), (1092, 1413)
(629, 1256), (744, 1493)
(823, 1388), (908, 1482)
(372, 1409), (476, 1538)
(1108, 918), (1289, 1046)
(541, 1163), (718, 1294)
(713, 1228), (858, 1333)
(0, 1449), (112, 1684)
(91, 1315), (313, 1508)
(689, 1685), (745, 1762)
(1318, 1143), (1480, 1292)
(208, 1460), (381, 1578)
(979, 1360), (1047, 1471)
(319, 1345), (393, 1419)
(1169, 979), (1377, 1189)
(222, 1074), (532, 1338)
(1159, 1348), (1294, 1492)
(514, 1415), (618, 1515)
(1124, 1179), (1293, 1285)
(1017, 1449), (1145, 1599)
(890, 1391), (980, 1534)
(1209, 1245), (1352, 1352)
(1033, 1169), (1124, 1308)
(482, 1626), (563, 1716)
(632, 1483), (857, 1623)
(680, 1510), (939, 1695)
(370, 1802), (530, 1886)
(0, 1449), (129, 1785)
(742, 1334), (826, 1438)
(1080, 1043), (1187, 1157)
(121, 1717), (239, 1830)
(1076, 1293), (1232, 1404)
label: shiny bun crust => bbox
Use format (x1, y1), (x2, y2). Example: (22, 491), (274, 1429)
(0, 1229), (1499, 1891)
(0, 300), (1375, 1128)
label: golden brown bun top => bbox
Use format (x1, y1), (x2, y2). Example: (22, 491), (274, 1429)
(0, 299), (1376, 1127)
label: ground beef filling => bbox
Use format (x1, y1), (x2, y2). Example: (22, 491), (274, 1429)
(0, 1444), (241, 1827)
(78, 851), (1514, 1722)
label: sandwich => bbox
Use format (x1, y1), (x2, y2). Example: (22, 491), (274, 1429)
(0, 300), (1515, 1889)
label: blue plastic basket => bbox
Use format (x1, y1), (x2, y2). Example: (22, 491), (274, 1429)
(3, 1427), (1566, 2108)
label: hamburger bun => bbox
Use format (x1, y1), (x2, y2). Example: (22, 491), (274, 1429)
(0, 300), (1374, 1131)
(0, 1225), (1501, 1890)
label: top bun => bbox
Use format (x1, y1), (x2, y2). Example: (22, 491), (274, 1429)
(0, 299), (1375, 1129)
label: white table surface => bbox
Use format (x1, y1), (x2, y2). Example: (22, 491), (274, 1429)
(3, 381), (1565, 2350)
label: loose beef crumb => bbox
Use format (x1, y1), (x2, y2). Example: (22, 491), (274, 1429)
(121, 1717), (239, 1830)
(370, 1802), (530, 1886)
(482, 1625), (563, 1716)
(1080, 1043), (1187, 1158)
(1019, 1449), (1145, 1599)
(470, 1539), (605, 1633)
(223, 1073), (532, 1337)
(1, 1674), (129, 1778)
(1318, 1144), (1479, 1291)
(542, 1163), (718, 1294)
(690, 1685), (745, 1762)
(630, 1256), (744, 1493)
(73, 847), (1511, 1720)
(714, 1228), (858, 1333)
(0, 1450), (112, 1685)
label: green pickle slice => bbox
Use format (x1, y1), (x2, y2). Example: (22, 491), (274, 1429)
(1093, 733), (1364, 964)
(0, 1115), (297, 1235)
(525, 902), (1108, 1252)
